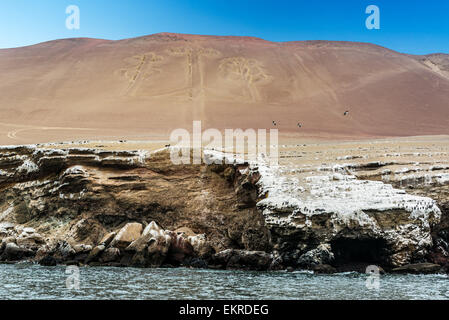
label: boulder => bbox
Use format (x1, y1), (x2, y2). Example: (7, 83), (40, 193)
(0, 222), (15, 238)
(1, 242), (33, 261)
(73, 244), (92, 254)
(126, 233), (153, 253)
(125, 222), (173, 267)
(0, 236), (16, 254)
(99, 231), (116, 247)
(166, 231), (194, 264)
(99, 247), (121, 263)
(16, 229), (45, 249)
(146, 235), (172, 267)
(392, 263), (442, 274)
(129, 251), (147, 267)
(186, 233), (211, 258)
(110, 223), (142, 249)
(297, 244), (334, 268)
(128, 221), (171, 255)
(175, 227), (197, 237)
(0, 222), (15, 230)
(142, 221), (164, 237)
(313, 264), (337, 274)
(39, 255), (57, 266)
(34, 245), (52, 261)
(86, 244), (105, 263)
(22, 227), (36, 234)
(212, 249), (273, 271)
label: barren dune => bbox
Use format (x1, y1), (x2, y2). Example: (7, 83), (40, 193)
(0, 33), (448, 144)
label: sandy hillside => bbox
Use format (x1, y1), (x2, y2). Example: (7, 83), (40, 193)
(0, 33), (448, 144)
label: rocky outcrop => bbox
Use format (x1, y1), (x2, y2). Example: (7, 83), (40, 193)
(1, 143), (449, 273)
(391, 263), (442, 274)
(0, 144), (270, 269)
(30, 220), (209, 267)
(110, 223), (143, 249)
(210, 249), (274, 271)
(254, 157), (445, 270)
(297, 244), (334, 268)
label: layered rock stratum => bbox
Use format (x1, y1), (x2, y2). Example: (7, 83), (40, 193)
(0, 143), (271, 269)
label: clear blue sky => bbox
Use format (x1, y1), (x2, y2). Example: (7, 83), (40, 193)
(0, 0), (447, 54)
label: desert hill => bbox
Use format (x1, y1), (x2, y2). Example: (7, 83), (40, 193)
(0, 33), (448, 144)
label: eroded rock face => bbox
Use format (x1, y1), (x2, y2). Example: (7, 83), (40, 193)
(0, 145), (270, 268)
(253, 155), (445, 269)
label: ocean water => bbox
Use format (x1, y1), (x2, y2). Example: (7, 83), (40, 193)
(1, 264), (449, 300)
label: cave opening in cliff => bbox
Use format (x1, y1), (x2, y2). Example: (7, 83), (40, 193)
(331, 238), (388, 266)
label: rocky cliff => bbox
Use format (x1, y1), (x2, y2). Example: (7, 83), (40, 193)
(0, 144), (271, 269)
(0, 143), (448, 273)
(257, 161), (445, 271)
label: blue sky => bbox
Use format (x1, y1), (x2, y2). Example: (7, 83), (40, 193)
(0, 0), (447, 54)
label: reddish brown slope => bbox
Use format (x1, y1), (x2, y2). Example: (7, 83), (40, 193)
(0, 33), (448, 144)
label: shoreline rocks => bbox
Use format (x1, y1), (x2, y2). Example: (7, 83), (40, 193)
(210, 249), (274, 271)
(110, 223), (143, 249)
(391, 263), (442, 274)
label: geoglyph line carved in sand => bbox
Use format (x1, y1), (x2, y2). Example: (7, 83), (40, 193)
(117, 52), (164, 96)
(167, 47), (221, 118)
(219, 57), (272, 103)
(0, 122), (96, 142)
